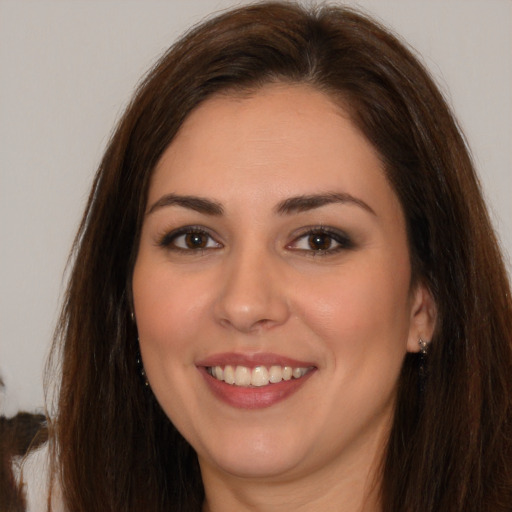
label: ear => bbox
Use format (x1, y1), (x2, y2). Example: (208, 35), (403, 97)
(406, 282), (437, 353)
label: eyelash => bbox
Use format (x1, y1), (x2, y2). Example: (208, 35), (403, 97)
(288, 226), (355, 255)
(158, 225), (220, 253)
(157, 225), (354, 256)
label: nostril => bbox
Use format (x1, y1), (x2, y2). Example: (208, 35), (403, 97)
(218, 315), (275, 333)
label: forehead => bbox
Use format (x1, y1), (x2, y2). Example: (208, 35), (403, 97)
(148, 83), (398, 218)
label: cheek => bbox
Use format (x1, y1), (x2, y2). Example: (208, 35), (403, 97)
(132, 262), (212, 371)
(131, 263), (211, 429)
(296, 254), (412, 362)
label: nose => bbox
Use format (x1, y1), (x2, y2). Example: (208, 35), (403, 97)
(213, 246), (290, 333)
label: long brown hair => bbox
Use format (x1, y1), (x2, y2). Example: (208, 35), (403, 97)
(48, 2), (512, 511)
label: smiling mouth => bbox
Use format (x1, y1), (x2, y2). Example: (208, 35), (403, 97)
(206, 365), (313, 387)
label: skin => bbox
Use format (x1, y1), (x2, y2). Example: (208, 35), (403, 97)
(132, 83), (436, 512)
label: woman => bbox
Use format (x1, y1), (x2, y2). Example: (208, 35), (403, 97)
(28, 1), (512, 511)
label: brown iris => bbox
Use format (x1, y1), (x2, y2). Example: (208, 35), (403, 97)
(308, 233), (333, 251)
(185, 233), (208, 249)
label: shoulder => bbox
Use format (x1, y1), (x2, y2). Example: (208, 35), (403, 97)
(12, 442), (65, 512)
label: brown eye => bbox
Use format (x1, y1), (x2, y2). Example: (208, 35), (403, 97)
(308, 233), (333, 251)
(288, 227), (354, 255)
(184, 232), (208, 249)
(159, 227), (222, 251)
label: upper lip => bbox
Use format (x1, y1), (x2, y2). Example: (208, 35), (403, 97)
(196, 352), (316, 369)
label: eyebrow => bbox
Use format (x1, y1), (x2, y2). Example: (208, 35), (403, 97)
(147, 194), (224, 216)
(147, 191), (375, 217)
(275, 192), (376, 216)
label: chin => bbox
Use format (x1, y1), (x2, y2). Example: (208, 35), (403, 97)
(205, 452), (303, 480)
(196, 428), (308, 480)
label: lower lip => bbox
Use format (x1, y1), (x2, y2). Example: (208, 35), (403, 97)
(198, 367), (315, 409)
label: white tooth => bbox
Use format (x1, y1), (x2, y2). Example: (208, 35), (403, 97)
(251, 366), (270, 387)
(292, 367), (306, 379)
(269, 365), (283, 383)
(214, 366), (223, 380)
(224, 365), (235, 385)
(282, 366), (293, 381)
(234, 366), (252, 386)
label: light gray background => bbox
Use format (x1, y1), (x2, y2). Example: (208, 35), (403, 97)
(1, 0), (511, 415)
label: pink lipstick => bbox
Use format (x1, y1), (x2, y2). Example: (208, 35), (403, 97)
(196, 352), (316, 409)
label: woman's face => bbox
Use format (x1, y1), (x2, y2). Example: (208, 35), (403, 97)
(132, 84), (434, 484)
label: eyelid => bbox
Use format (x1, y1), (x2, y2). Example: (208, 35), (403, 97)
(287, 226), (355, 254)
(157, 225), (222, 251)
(154, 224), (354, 255)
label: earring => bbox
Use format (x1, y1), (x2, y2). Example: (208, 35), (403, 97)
(418, 337), (429, 356)
(136, 350), (150, 387)
(418, 337), (429, 386)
